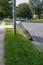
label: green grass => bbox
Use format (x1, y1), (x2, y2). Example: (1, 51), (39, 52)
(4, 28), (43, 65)
(29, 19), (43, 23)
(0, 21), (2, 24)
(5, 22), (11, 25)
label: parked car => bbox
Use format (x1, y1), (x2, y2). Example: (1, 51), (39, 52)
(16, 18), (20, 24)
(20, 18), (25, 22)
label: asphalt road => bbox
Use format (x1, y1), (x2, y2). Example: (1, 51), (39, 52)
(21, 22), (43, 51)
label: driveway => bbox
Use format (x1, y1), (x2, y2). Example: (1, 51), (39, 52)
(22, 22), (43, 51)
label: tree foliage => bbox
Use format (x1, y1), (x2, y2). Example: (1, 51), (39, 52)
(0, 0), (12, 19)
(29, 0), (43, 18)
(16, 3), (32, 19)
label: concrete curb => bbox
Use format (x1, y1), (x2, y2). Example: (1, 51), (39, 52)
(17, 22), (33, 40)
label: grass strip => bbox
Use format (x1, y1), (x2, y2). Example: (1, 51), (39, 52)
(5, 21), (11, 25)
(4, 28), (43, 65)
(29, 19), (43, 23)
(0, 21), (2, 24)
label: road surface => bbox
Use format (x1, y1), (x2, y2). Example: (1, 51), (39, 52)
(22, 22), (43, 51)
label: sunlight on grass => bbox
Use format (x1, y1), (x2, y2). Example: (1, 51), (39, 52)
(0, 21), (2, 24)
(5, 22), (11, 25)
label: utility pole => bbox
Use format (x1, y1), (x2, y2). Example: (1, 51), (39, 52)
(13, 0), (16, 35)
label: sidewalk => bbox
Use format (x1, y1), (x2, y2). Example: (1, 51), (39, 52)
(0, 22), (5, 65)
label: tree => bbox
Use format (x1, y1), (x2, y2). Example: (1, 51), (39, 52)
(16, 3), (32, 19)
(0, 0), (12, 19)
(29, 0), (43, 18)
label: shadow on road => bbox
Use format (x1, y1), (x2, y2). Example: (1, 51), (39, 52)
(32, 36), (43, 43)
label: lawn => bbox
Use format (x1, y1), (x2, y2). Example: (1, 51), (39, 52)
(29, 19), (43, 23)
(5, 21), (11, 25)
(0, 21), (2, 24)
(4, 28), (43, 65)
